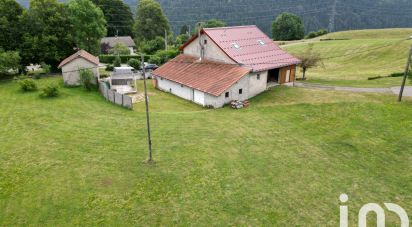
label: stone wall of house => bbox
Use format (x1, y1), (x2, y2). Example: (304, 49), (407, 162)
(248, 71), (268, 98)
(203, 74), (250, 108)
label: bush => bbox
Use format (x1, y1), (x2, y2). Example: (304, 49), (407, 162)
(109, 43), (130, 55)
(305, 29), (328, 39)
(40, 84), (59, 97)
(105, 64), (114, 71)
(305, 32), (318, 39)
(113, 56), (121, 67)
(40, 62), (51, 74)
(128, 58), (141, 70)
(27, 70), (44, 79)
(80, 69), (95, 91)
(19, 79), (37, 92)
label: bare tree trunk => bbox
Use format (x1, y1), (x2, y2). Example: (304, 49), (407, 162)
(302, 68), (307, 80)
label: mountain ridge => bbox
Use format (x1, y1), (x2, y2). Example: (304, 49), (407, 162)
(16, 0), (412, 36)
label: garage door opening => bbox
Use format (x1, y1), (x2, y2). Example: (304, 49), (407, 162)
(267, 68), (279, 83)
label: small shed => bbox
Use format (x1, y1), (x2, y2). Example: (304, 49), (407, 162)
(58, 50), (100, 86)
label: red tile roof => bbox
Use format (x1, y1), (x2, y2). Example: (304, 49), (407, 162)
(152, 54), (251, 97)
(58, 49), (99, 68)
(181, 25), (301, 72)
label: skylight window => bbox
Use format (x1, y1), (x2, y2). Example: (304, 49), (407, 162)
(232, 43), (240, 49)
(258, 40), (266, 45)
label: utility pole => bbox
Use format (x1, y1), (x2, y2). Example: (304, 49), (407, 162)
(398, 46), (412, 102)
(328, 0), (338, 32)
(141, 54), (153, 162)
(164, 29), (168, 50)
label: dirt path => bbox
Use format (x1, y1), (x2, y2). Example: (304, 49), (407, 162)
(294, 82), (412, 96)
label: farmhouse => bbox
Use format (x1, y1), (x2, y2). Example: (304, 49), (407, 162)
(58, 49), (100, 86)
(152, 25), (301, 108)
(101, 36), (136, 55)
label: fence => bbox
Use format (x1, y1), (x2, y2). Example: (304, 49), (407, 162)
(99, 81), (133, 109)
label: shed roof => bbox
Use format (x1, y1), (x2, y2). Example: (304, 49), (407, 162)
(101, 36), (136, 47)
(181, 25), (301, 72)
(58, 49), (99, 69)
(152, 54), (251, 97)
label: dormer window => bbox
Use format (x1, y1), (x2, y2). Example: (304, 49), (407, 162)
(232, 43), (240, 49)
(257, 40), (265, 45)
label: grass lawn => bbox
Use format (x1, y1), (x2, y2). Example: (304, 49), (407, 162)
(1, 77), (412, 226)
(284, 29), (412, 87)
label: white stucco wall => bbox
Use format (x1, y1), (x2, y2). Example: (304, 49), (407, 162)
(61, 58), (99, 86)
(183, 35), (235, 64)
(157, 78), (194, 101)
(193, 90), (205, 105)
(156, 71), (271, 108)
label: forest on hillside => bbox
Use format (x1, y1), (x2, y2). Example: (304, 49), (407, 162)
(17, 0), (412, 36)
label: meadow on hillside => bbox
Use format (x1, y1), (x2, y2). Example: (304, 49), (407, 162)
(1, 78), (411, 226)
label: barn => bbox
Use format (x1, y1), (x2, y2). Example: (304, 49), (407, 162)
(58, 50), (100, 86)
(152, 25), (301, 108)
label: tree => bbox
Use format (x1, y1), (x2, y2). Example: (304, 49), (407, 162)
(134, 0), (171, 45)
(128, 58), (141, 70)
(272, 12), (305, 41)
(0, 0), (24, 51)
(149, 49), (179, 65)
(113, 55), (121, 67)
(100, 42), (111, 54)
(68, 0), (107, 55)
(0, 50), (20, 75)
(139, 36), (165, 55)
(180, 24), (189, 35)
(109, 43), (130, 55)
(203, 19), (226, 28)
(194, 19), (226, 34)
(296, 44), (322, 80)
(19, 0), (75, 67)
(175, 33), (190, 47)
(92, 0), (134, 37)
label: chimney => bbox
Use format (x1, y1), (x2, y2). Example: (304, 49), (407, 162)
(198, 23), (205, 61)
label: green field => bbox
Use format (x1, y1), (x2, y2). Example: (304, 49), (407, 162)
(284, 28), (412, 87)
(1, 77), (412, 226)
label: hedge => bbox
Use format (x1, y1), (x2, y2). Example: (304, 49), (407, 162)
(99, 54), (152, 64)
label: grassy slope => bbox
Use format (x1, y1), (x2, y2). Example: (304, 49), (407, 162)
(284, 28), (412, 87)
(1, 77), (412, 226)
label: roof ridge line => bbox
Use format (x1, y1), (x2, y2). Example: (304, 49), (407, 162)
(203, 25), (257, 31)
